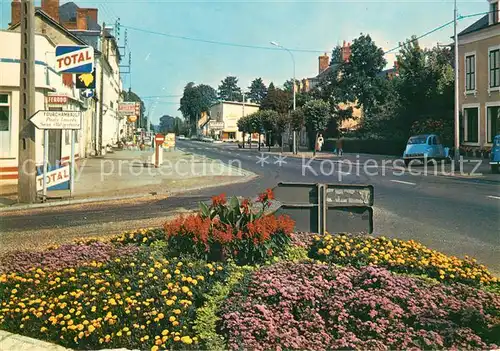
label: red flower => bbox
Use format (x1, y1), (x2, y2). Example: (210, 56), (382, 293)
(257, 189), (274, 203)
(211, 193), (227, 207)
(241, 199), (250, 214)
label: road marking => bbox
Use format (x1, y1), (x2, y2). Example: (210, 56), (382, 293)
(390, 180), (416, 186)
(487, 195), (500, 200)
(236, 154), (241, 156)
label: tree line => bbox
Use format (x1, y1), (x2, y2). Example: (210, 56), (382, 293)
(179, 33), (455, 148)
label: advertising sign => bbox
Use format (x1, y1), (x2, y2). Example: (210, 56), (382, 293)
(118, 102), (137, 116)
(30, 110), (82, 130)
(55, 45), (94, 73)
(76, 69), (96, 89)
(36, 165), (70, 191)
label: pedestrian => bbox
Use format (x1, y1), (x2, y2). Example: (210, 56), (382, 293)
(336, 137), (344, 156)
(317, 134), (324, 152)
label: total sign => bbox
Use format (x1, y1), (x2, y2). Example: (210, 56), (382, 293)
(55, 45), (94, 74)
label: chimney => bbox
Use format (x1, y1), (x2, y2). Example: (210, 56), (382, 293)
(318, 53), (329, 74)
(41, 0), (59, 22)
(86, 8), (98, 23)
(9, 0), (21, 26)
(341, 41), (352, 63)
(77, 8), (88, 30)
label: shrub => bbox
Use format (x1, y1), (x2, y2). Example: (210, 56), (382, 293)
(164, 190), (295, 265)
(220, 262), (500, 351)
(324, 138), (407, 156)
(0, 242), (139, 274)
(0, 248), (227, 350)
(310, 234), (498, 286)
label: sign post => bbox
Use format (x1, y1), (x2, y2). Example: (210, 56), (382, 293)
(155, 133), (165, 168)
(30, 110), (82, 198)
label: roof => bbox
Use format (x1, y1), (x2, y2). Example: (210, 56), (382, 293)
(60, 2), (101, 32)
(212, 100), (260, 108)
(458, 14), (494, 37)
(9, 9), (88, 46)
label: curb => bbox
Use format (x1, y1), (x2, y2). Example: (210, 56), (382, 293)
(0, 173), (259, 213)
(0, 329), (68, 350)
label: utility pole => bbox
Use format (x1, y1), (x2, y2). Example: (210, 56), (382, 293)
(453, 0), (460, 169)
(98, 22), (106, 155)
(18, 0), (37, 203)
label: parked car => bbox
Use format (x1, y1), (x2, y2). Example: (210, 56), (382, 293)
(202, 137), (214, 143)
(177, 135), (186, 140)
(403, 134), (448, 166)
(490, 135), (500, 174)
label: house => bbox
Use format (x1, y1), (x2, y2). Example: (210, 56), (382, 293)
(9, 0), (125, 155)
(208, 101), (260, 142)
(458, 0), (500, 149)
(0, 30), (85, 182)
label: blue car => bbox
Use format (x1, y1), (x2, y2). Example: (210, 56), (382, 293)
(403, 134), (447, 166)
(490, 135), (500, 174)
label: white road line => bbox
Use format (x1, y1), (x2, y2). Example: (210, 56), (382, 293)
(236, 154), (241, 156)
(487, 195), (500, 200)
(390, 180), (416, 186)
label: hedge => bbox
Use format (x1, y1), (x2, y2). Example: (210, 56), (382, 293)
(324, 138), (407, 156)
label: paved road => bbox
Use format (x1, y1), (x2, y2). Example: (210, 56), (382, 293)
(1, 140), (499, 272)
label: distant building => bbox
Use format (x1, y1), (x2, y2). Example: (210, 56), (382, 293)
(207, 101), (260, 142)
(458, 0), (500, 149)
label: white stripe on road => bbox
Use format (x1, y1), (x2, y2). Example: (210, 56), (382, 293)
(487, 195), (500, 200)
(236, 154), (241, 156)
(390, 180), (416, 186)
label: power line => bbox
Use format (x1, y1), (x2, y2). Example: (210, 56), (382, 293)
(141, 95), (182, 99)
(121, 25), (325, 53)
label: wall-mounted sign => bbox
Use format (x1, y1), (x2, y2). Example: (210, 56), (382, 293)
(118, 102), (136, 115)
(36, 165), (70, 191)
(30, 110), (82, 130)
(76, 70), (96, 89)
(55, 45), (94, 74)
(209, 121), (224, 130)
(128, 115), (138, 123)
(46, 95), (68, 105)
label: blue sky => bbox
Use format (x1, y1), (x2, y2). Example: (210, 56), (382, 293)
(0, 0), (488, 124)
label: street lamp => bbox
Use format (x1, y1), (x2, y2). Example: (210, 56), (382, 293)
(271, 41), (297, 154)
(453, 0), (460, 169)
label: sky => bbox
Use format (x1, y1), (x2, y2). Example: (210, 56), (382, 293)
(0, 0), (490, 125)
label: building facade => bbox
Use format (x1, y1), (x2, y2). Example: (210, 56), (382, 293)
(458, 0), (500, 149)
(208, 101), (260, 142)
(0, 30), (85, 182)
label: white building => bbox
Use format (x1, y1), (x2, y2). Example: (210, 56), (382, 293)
(0, 30), (85, 183)
(208, 101), (260, 142)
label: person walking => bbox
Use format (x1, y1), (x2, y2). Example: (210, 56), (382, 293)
(317, 134), (325, 152)
(336, 137), (344, 156)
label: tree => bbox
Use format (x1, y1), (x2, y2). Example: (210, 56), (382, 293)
(260, 110), (279, 151)
(159, 115), (176, 133)
(275, 113), (289, 152)
(283, 79), (301, 94)
(330, 45), (343, 66)
(340, 34), (387, 117)
(260, 85), (291, 115)
(237, 115), (252, 148)
(303, 100), (331, 155)
(218, 76), (243, 102)
(179, 83), (217, 134)
(247, 78), (267, 104)
(246, 112), (262, 150)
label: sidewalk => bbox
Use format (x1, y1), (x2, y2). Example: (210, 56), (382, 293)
(0, 149), (256, 209)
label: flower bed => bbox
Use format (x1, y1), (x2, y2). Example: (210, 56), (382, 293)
(0, 248), (226, 350)
(220, 262), (500, 351)
(310, 234), (498, 286)
(1, 191), (499, 351)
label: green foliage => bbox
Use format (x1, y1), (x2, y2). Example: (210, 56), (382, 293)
(282, 245), (310, 262)
(303, 99), (331, 133)
(218, 76), (243, 102)
(260, 84), (291, 115)
(193, 264), (255, 350)
(247, 78), (267, 104)
(179, 83), (217, 134)
(290, 108), (305, 132)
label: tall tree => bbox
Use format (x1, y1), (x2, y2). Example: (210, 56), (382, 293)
(247, 78), (267, 104)
(179, 83), (217, 134)
(260, 86), (291, 115)
(340, 34), (387, 116)
(260, 110), (279, 151)
(237, 115), (252, 148)
(218, 76), (243, 102)
(303, 99), (331, 155)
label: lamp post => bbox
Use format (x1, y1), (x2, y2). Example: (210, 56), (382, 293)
(271, 41), (297, 154)
(453, 0), (460, 169)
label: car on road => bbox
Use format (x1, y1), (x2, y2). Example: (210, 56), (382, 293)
(403, 134), (448, 166)
(177, 135), (186, 140)
(490, 135), (500, 174)
(202, 137), (214, 143)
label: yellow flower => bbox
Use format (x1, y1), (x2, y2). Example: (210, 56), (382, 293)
(181, 286), (190, 293)
(166, 300), (174, 306)
(116, 331), (122, 337)
(157, 313), (165, 320)
(174, 336), (181, 342)
(40, 327), (48, 332)
(151, 346), (159, 351)
(181, 336), (193, 344)
(173, 309), (181, 315)
(174, 270), (181, 275)
(161, 329), (169, 336)
(169, 316), (176, 322)
(144, 335), (150, 341)
(88, 325), (95, 333)
(11, 289), (17, 294)
(172, 321), (179, 326)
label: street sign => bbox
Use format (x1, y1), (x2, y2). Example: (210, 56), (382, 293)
(272, 182), (374, 235)
(46, 95), (68, 105)
(36, 165), (70, 191)
(80, 89), (94, 99)
(209, 121), (224, 130)
(76, 69), (96, 89)
(30, 110), (82, 130)
(55, 45), (94, 74)
(155, 133), (165, 143)
(119, 102), (137, 116)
